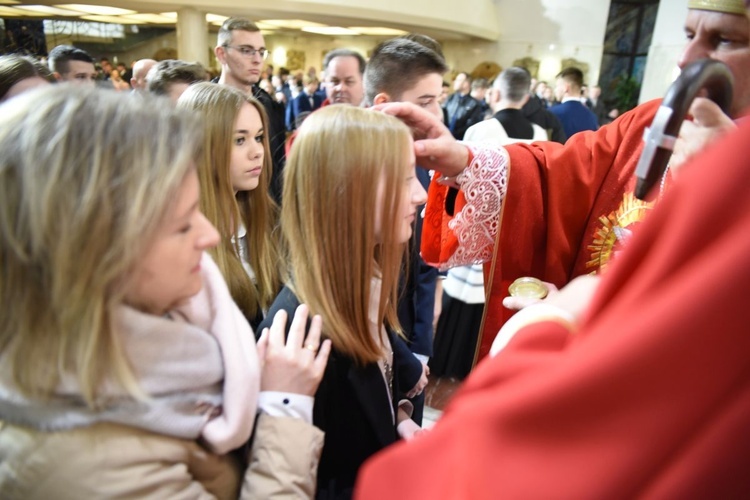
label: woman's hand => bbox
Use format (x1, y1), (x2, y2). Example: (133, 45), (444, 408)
(405, 361), (429, 398)
(256, 305), (331, 396)
(396, 410), (428, 441)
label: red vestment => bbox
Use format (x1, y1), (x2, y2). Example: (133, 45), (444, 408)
(422, 99), (664, 361)
(355, 118), (750, 499)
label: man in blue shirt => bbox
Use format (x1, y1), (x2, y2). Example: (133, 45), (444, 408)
(550, 67), (599, 140)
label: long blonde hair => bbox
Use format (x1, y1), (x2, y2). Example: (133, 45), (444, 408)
(282, 105), (412, 365)
(178, 82), (281, 319)
(0, 86), (203, 404)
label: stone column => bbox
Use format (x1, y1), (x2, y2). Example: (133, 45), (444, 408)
(176, 7), (208, 67)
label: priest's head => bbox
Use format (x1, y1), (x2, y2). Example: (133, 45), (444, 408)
(680, 0), (750, 117)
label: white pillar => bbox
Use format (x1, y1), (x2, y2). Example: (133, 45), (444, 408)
(639, 0), (689, 104)
(176, 7), (208, 67)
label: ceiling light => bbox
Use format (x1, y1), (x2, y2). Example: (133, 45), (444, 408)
(206, 13), (227, 24)
(14, 5), (81, 16)
(302, 26), (358, 36)
(122, 13), (175, 24)
(80, 14), (141, 25)
(349, 27), (408, 36)
(55, 4), (136, 16)
(255, 21), (279, 30)
(261, 19), (328, 30)
(0, 6), (28, 15)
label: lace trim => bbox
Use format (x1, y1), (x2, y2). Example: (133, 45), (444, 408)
(444, 144), (508, 269)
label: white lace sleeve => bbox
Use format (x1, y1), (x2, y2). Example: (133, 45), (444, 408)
(443, 144), (509, 269)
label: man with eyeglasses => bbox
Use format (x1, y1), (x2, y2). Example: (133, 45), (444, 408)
(215, 18), (286, 204)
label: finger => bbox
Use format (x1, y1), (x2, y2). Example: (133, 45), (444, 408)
(269, 309), (288, 349)
(303, 313), (323, 352)
(502, 296), (542, 310)
(313, 338), (332, 377)
(256, 328), (269, 364)
(374, 102), (433, 132)
(287, 304), (310, 351)
(689, 97), (729, 127)
(414, 140), (469, 177)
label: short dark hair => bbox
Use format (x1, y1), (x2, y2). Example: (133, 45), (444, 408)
(47, 45), (94, 75)
(493, 66), (531, 104)
(147, 59), (207, 96)
(322, 48), (366, 76)
(218, 17), (260, 46)
(0, 54), (54, 101)
(398, 33), (444, 59)
(364, 38), (447, 105)
(557, 67), (584, 90)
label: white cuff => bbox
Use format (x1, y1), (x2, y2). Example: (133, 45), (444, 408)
(413, 353), (430, 365)
(258, 391), (314, 424)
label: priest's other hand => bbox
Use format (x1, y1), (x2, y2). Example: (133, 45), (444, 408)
(673, 97), (736, 175)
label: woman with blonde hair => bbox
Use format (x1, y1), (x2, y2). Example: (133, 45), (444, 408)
(0, 86), (329, 498)
(258, 104), (428, 499)
(178, 82), (281, 329)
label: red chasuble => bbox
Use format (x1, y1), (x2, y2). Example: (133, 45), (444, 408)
(356, 118), (750, 499)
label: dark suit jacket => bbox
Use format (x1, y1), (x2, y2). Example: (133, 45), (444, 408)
(286, 91), (324, 131)
(522, 94), (567, 144)
(444, 92), (484, 140)
(258, 286), (422, 500)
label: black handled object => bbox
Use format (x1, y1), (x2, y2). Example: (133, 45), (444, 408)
(634, 59), (733, 200)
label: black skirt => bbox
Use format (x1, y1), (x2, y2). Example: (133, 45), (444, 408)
(429, 294), (484, 380)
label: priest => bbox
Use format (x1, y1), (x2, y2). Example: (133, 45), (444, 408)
(418, 0), (748, 361)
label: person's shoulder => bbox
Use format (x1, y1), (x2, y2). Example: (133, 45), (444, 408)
(464, 117), (504, 142)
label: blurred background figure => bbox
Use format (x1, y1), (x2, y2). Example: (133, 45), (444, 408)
(0, 53), (53, 102)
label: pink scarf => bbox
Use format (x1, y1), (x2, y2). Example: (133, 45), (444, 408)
(0, 253), (259, 456)
(169, 253), (260, 454)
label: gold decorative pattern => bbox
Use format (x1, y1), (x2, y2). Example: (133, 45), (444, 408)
(471, 62), (502, 82)
(286, 50), (306, 71)
(513, 57), (540, 79)
(586, 192), (654, 273)
(687, 0), (745, 15)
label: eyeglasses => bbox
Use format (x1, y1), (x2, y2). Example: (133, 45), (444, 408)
(223, 45), (268, 59)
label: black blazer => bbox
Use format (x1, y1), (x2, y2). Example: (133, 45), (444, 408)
(257, 286), (422, 500)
